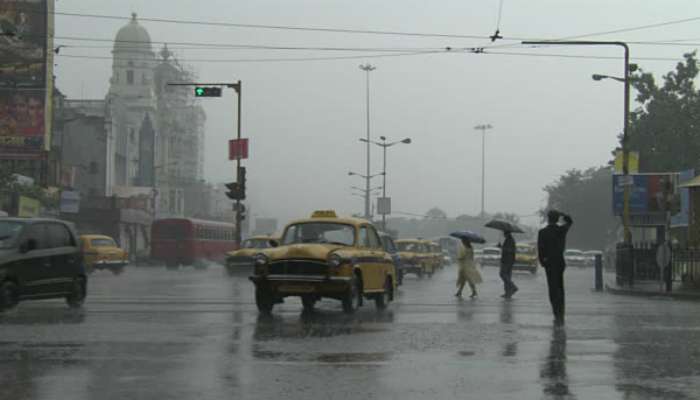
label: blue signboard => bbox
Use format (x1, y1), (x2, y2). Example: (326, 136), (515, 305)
(612, 175), (649, 216)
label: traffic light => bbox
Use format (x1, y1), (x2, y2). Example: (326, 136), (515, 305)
(194, 87), (222, 97)
(225, 182), (244, 200)
(238, 167), (246, 196)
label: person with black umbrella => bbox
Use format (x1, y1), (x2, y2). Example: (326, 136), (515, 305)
(499, 231), (518, 298)
(538, 210), (574, 326)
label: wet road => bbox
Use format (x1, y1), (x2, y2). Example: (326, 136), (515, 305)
(2, 264), (700, 400)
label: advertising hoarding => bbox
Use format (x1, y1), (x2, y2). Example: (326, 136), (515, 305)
(0, 0), (53, 156)
(613, 172), (683, 219)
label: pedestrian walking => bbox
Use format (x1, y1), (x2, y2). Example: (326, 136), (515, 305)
(499, 231), (518, 298)
(455, 238), (482, 298)
(537, 210), (574, 326)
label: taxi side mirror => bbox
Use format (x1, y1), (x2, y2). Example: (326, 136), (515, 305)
(268, 239), (279, 248)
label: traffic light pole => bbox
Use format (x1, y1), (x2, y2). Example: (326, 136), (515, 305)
(168, 80), (244, 247)
(234, 81), (243, 247)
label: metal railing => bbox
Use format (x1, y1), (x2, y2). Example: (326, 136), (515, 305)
(616, 242), (700, 290)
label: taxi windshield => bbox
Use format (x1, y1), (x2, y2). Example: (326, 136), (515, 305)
(281, 222), (355, 246)
(565, 249), (583, 257)
(0, 221), (24, 249)
(242, 239), (270, 249)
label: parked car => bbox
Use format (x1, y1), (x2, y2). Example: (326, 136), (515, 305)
(564, 249), (587, 267)
(0, 218), (87, 311)
(480, 247), (502, 267)
(379, 232), (404, 285)
(79, 234), (128, 275)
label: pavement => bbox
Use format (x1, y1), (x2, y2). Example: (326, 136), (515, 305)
(2, 264), (700, 399)
(604, 271), (700, 300)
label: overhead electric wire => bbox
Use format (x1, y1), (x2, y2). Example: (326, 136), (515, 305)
(57, 50), (448, 63)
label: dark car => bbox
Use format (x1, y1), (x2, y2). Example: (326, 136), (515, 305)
(379, 232), (404, 285)
(0, 218), (87, 311)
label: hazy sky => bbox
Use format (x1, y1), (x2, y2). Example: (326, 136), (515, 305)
(54, 0), (700, 226)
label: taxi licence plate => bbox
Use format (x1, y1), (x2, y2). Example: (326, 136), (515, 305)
(278, 284), (315, 293)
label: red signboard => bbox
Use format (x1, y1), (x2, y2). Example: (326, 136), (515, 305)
(228, 138), (249, 160)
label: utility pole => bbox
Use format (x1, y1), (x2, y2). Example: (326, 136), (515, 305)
(359, 63), (376, 220)
(474, 124), (492, 217)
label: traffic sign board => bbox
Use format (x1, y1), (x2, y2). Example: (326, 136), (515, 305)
(229, 138), (249, 160)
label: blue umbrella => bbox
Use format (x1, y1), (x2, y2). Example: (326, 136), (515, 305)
(449, 230), (486, 244)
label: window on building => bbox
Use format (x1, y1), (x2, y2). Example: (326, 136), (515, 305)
(127, 70), (134, 85)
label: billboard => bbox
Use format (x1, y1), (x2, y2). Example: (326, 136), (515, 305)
(613, 173), (681, 217)
(0, 0), (53, 155)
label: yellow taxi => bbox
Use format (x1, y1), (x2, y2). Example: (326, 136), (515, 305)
(429, 242), (445, 270)
(249, 210), (396, 314)
(514, 243), (538, 275)
(79, 234), (128, 275)
(395, 239), (434, 279)
(224, 235), (277, 276)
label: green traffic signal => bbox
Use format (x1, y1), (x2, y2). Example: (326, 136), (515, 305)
(194, 87), (222, 97)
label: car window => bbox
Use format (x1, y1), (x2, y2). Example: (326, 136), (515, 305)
(23, 224), (47, 250)
(382, 237), (397, 253)
(358, 227), (369, 248)
(91, 238), (117, 247)
(366, 226), (381, 249)
(47, 223), (74, 248)
(0, 221), (25, 249)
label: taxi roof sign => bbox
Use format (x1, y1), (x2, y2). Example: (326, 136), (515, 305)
(311, 210), (338, 218)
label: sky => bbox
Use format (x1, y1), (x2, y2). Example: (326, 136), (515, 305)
(53, 0), (700, 226)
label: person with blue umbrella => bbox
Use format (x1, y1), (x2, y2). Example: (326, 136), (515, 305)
(450, 231), (485, 298)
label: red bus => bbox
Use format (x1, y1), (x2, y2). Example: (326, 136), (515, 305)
(151, 218), (238, 269)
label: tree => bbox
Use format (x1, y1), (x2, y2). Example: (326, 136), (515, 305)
(542, 166), (618, 250)
(425, 207), (447, 220)
(626, 52), (700, 172)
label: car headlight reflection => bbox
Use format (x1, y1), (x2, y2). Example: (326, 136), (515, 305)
(328, 253), (344, 268)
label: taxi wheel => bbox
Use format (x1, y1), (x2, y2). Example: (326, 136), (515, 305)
(111, 267), (124, 276)
(301, 295), (316, 312)
(342, 276), (362, 314)
(375, 279), (392, 310)
(0, 281), (19, 311)
(66, 277), (87, 309)
(255, 288), (274, 315)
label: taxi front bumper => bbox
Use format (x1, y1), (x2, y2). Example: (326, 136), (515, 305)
(90, 259), (128, 269)
(249, 275), (352, 296)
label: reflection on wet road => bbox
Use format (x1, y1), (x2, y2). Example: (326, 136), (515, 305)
(1, 265), (700, 399)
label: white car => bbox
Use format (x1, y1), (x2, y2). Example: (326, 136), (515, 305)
(480, 247), (502, 267)
(583, 250), (603, 268)
(564, 249), (587, 267)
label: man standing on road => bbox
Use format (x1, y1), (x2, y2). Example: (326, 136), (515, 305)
(500, 231), (518, 298)
(538, 210), (574, 326)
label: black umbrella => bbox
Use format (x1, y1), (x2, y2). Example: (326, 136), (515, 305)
(449, 230), (486, 244)
(484, 219), (524, 233)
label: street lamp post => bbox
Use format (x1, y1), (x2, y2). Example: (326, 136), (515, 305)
(359, 64), (376, 219)
(474, 124), (492, 217)
(522, 40), (632, 246)
(349, 171), (383, 219)
(359, 136), (411, 230)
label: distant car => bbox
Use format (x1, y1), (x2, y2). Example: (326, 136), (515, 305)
(224, 236), (277, 276)
(583, 250), (603, 268)
(480, 247), (502, 267)
(79, 234), (128, 275)
(564, 249), (587, 267)
(395, 239), (434, 278)
(0, 218), (87, 311)
(514, 243), (538, 274)
(379, 232), (404, 285)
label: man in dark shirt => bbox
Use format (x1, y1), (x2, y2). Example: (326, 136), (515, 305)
(538, 210), (574, 326)
(500, 231), (518, 298)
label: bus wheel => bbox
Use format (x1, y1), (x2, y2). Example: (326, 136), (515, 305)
(256, 288), (274, 315)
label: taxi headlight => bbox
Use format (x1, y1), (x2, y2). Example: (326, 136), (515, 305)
(328, 253), (344, 268)
(254, 254), (269, 266)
